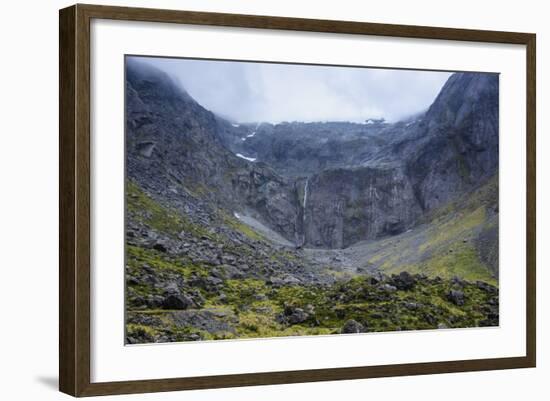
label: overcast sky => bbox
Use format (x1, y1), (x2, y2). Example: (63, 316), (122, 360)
(131, 56), (452, 124)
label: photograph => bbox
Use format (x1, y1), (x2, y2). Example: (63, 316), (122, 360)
(124, 56), (500, 344)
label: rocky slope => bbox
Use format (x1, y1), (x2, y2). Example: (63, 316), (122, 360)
(126, 59), (301, 242)
(124, 60), (499, 343)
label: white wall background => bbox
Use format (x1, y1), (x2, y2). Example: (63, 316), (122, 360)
(0, 0), (546, 400)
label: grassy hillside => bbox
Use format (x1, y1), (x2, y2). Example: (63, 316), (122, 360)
(361, 175), (498, 285)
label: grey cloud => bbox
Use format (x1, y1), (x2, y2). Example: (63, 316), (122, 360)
(130, 56), (452, 123)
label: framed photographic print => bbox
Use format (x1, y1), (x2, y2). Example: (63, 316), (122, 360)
(59, 4), (536, 397)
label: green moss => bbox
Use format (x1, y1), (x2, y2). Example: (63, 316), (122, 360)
(387, 204), (496, 284)
(235, 312), (280, 337)
(426, 175), (498, 223)
(417, 244), (495, 284)
(125, 245), (220, 310)
(267, 250), (300, 268)
(223, 279), (272, 309)
(126, 180), (212, 238)
(127, 282), (161, 297)
(127, 273), (498, 343)
(374, 188), (496, 283)
(184, 182), (210, 199)
(126, 323), (159, 339)
(322, 268), (355, 281)
(127, 245), (209, 278)
(420, 206), (486, 252)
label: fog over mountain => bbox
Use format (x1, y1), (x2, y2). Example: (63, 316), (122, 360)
(132, 56), (451, 124)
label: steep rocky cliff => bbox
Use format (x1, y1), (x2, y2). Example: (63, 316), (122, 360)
(126, 60), (498, 252)
(404, 72), (499, 211)
(208, 71), (500, 248)
(126, 60), (300, 241)
(304, 166), (422, 248)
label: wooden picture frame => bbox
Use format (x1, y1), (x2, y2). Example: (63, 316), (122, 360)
(59, 3), (536, 397)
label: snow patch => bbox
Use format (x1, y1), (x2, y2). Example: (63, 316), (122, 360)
(236, 153), (257, 162)
(231, 123), (240, 128)
(363, 118), (386, 125)
(234, 212), (241, 219)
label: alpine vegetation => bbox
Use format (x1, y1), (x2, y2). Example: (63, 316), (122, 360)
(125, 57), (499, 344)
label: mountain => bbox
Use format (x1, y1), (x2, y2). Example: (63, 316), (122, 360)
(124, 61), (499, 343)
(213, 73), (499, 249)
(404, 72), (499, 211)
(126, 59), (301, 242)
(304, 72), (498, 247)
(126, 59), (498, 253)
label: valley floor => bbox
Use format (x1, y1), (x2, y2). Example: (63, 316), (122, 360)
(125, 179), (499, 344)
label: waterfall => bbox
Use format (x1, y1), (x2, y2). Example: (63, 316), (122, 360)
(303, 178), (309, 210)
(301, 178), (309, 247)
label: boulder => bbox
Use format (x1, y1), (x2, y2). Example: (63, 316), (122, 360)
(341, 319), (365, 334)
(424, 313), (437, 326)
(389, 272), (416, 291)
(476, 281), (497, 293)
(447, 290), (465, 306)
(152, 241), (168, 253)
(162, 294), (195, 310)
(170, 309), (237, 335)
(287, 308), (309, 324)
(279, 305), (310, 325)
(381, 283), (397, 293)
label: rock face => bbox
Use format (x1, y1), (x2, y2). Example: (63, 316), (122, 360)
(230, 162), (300, 242)
(226, 121), (390, 177)
(304, 166), (421, 248)
(126, 60), (498, 251)
(125, 59), (299, 241)
(404, 73), (499, 211)
(216, 72), (499, 248)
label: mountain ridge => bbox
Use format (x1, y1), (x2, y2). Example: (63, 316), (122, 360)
(126, 60), (498, 251)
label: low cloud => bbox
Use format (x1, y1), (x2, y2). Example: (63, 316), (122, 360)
(131, 56), (452, 124)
